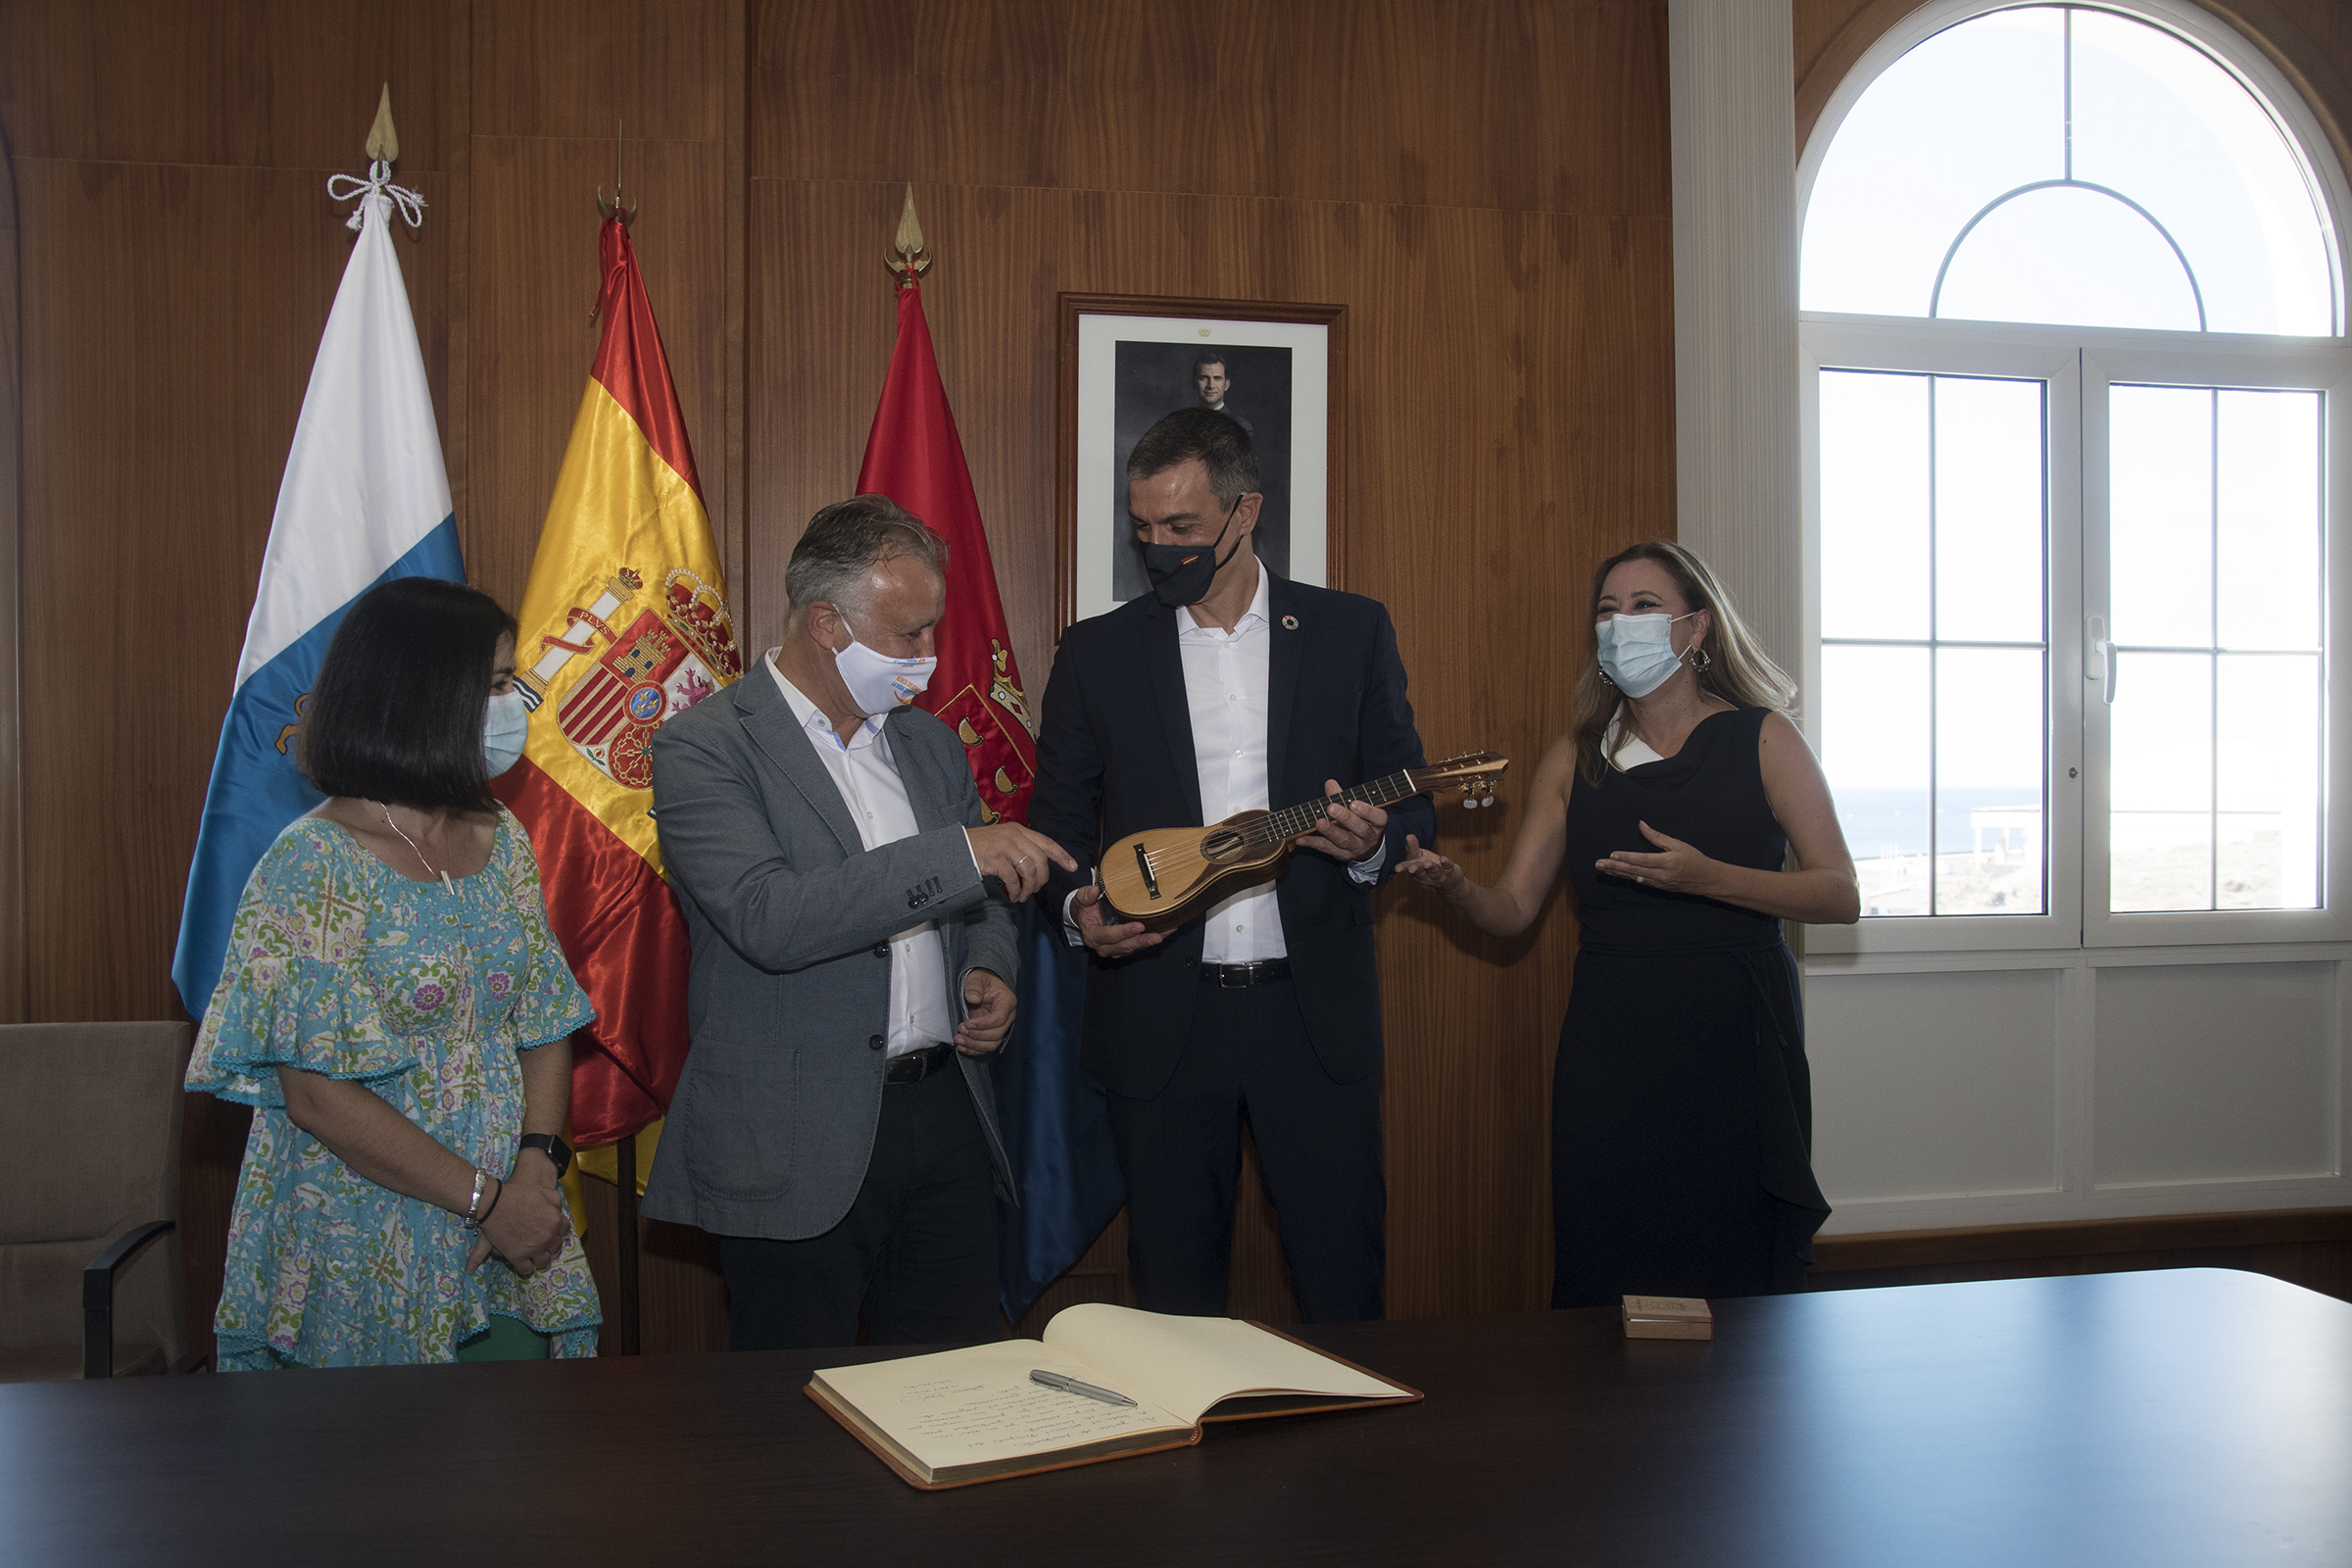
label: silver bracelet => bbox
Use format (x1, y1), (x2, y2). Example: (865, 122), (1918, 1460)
(463, 1167), (488, 1228)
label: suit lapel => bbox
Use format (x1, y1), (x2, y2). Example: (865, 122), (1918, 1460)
(1266, 574), (1303, 805)
(887, 710), (953, 833)
(1142, 600), (1205, 824)
(735, 661), (862, 858)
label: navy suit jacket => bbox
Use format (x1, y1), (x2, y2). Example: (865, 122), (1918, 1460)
(1030, 574), (1434, 1098)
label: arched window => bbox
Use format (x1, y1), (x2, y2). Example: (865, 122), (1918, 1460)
(1799, 2), (2352, 949)
(1804, 6), (2338, 334)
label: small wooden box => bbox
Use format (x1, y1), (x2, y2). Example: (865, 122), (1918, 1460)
(1621, 1295), (1712, 1341)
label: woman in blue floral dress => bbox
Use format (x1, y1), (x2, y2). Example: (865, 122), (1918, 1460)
(186, 578), (602, 1368)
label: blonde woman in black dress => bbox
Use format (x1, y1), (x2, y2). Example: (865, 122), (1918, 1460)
(1399, 541), (1859, 1306)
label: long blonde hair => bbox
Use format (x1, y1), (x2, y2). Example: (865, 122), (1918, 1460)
(1570, 540), (1797, 784)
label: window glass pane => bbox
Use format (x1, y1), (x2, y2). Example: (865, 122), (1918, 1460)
(2110, 651), (2214, 910)
(2071, 11), (2333, 336)
(1802, 8), (2064, 318)
(1936, 185), (2202, 330)
(1821, 370), (1931, 641)
(2216, 654), (2322, 908)
(2216, 389), (2322, 652)
(1934, 375), (2045, 642)
(1936, 647), (2046, 914)
(1823, 644), (1932, 917)
(2110, 385), (2213, 648)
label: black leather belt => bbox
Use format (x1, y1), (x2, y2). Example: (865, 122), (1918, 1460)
(1198, 958), (1292, 987)
(883, 1042), (957, 1083)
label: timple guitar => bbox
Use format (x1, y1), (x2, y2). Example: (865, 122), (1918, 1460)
(1097, 752), (1508, 928)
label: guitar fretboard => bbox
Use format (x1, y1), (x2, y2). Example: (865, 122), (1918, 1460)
(1252, 768), (1424, 846)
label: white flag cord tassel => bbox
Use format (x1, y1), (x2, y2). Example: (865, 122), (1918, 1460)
(326, 160), (426, 232)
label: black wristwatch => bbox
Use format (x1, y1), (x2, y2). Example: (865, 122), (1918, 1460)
(519, 1133), (572, 1179)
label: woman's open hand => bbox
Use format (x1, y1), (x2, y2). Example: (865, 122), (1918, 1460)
(1595, 820), (1717, 897)
(1397, 833), (1466, 898)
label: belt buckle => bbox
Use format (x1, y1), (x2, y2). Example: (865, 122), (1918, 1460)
(1219, 963), (1252, 989)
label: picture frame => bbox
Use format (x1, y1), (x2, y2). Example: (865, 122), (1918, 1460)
(1055, 293), (1347, 634)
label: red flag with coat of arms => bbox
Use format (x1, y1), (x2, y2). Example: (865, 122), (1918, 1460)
(856, 278), (1036, 819)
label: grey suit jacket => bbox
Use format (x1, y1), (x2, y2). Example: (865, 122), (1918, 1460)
(639, 663), (1018, 1242)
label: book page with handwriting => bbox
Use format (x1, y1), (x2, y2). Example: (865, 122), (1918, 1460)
(812, 1341), (1185, 1473)
(1043, 1303), (1407, 1424)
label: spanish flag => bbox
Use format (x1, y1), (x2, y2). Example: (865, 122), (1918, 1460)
(492, 215), (735, 1167)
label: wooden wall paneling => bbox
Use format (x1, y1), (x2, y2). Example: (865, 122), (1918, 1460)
(576, 1174), (730, 1353)
(469, 0), (728, 145)
(0, 1), (448, 172)
(443, 0), (473, 566)
(0, 123), (21, 1027)
(751, 0), (1669, 219)
(722, 1), (750, 621)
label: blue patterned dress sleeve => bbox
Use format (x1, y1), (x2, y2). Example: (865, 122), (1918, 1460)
(185, 812), (602, 1369)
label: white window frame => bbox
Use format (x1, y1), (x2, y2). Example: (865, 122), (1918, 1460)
(1799, 1), (2352, 957)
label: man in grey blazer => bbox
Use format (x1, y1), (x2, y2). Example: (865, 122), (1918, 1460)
(643, 496), (1073, 1350)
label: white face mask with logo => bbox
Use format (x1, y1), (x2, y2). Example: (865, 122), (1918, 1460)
(483, 688), (530, 777)
(1594, 612), (1699, 699)
(833, 618), (937, 717)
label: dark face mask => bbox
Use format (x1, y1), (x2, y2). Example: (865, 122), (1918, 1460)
(1142, 497), (1243, 608)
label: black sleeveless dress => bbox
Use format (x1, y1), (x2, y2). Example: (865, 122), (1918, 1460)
(1551, 705), (1830, 1307)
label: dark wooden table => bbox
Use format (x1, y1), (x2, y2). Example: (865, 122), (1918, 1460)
(3, 1268), (2346, 1566)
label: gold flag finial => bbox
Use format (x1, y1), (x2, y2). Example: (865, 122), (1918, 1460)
(888, 183), (931, 285)
(365, 83), (399, 164)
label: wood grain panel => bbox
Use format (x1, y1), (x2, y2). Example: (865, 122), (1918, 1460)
(0, 122), (22, 1027)
(471, 0), (728, 144)
(751, 0), (1669, 220)
(464, 135), (726, 618)
(0, 0), (448, 172)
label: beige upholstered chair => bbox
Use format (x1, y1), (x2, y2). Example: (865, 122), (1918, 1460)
(0, 1021), (195, 1380)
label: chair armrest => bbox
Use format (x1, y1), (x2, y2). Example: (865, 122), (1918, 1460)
(82, 1220), (175, 1379)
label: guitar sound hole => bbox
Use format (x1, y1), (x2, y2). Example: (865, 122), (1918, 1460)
(1201, 830), (1247, 861)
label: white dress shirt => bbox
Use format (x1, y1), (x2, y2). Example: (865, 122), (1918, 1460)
(768, 653), (954, 1057)
(1065, 566), (1385, 958)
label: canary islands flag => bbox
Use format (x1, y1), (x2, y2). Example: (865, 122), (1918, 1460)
(491, 215), (731, 1157)
(172, 171), (464, 1020)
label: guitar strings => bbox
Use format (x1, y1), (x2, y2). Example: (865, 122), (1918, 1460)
(1123, 760), (1491, 872)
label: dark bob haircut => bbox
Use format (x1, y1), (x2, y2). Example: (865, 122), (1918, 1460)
(299, 577), (518, 813)
(1125, 407), (1259, 508)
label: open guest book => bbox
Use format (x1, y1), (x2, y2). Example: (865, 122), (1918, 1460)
(806, 1302), (1423, 1490)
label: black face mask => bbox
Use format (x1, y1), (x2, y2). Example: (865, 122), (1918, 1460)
(1143, 497), (1243, 608)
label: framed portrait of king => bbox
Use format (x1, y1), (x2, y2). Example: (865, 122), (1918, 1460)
(1056, 294), (1346, 633)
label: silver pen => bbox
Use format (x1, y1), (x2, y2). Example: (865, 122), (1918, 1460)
(1029, 1368), (1138, 1407)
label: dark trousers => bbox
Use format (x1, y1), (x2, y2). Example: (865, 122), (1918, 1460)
(1105, 975), (1385, 1322)
(718, 1064), (1000, 1351)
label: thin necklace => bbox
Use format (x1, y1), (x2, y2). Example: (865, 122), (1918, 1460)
(379, 804), (457, 896)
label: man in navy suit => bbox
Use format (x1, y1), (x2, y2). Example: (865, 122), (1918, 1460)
(1031, 409), (1433, 1322)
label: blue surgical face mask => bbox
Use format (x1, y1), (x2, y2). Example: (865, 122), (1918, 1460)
(1595, 612), (1698, 699)
(484, 688), (530, 777)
